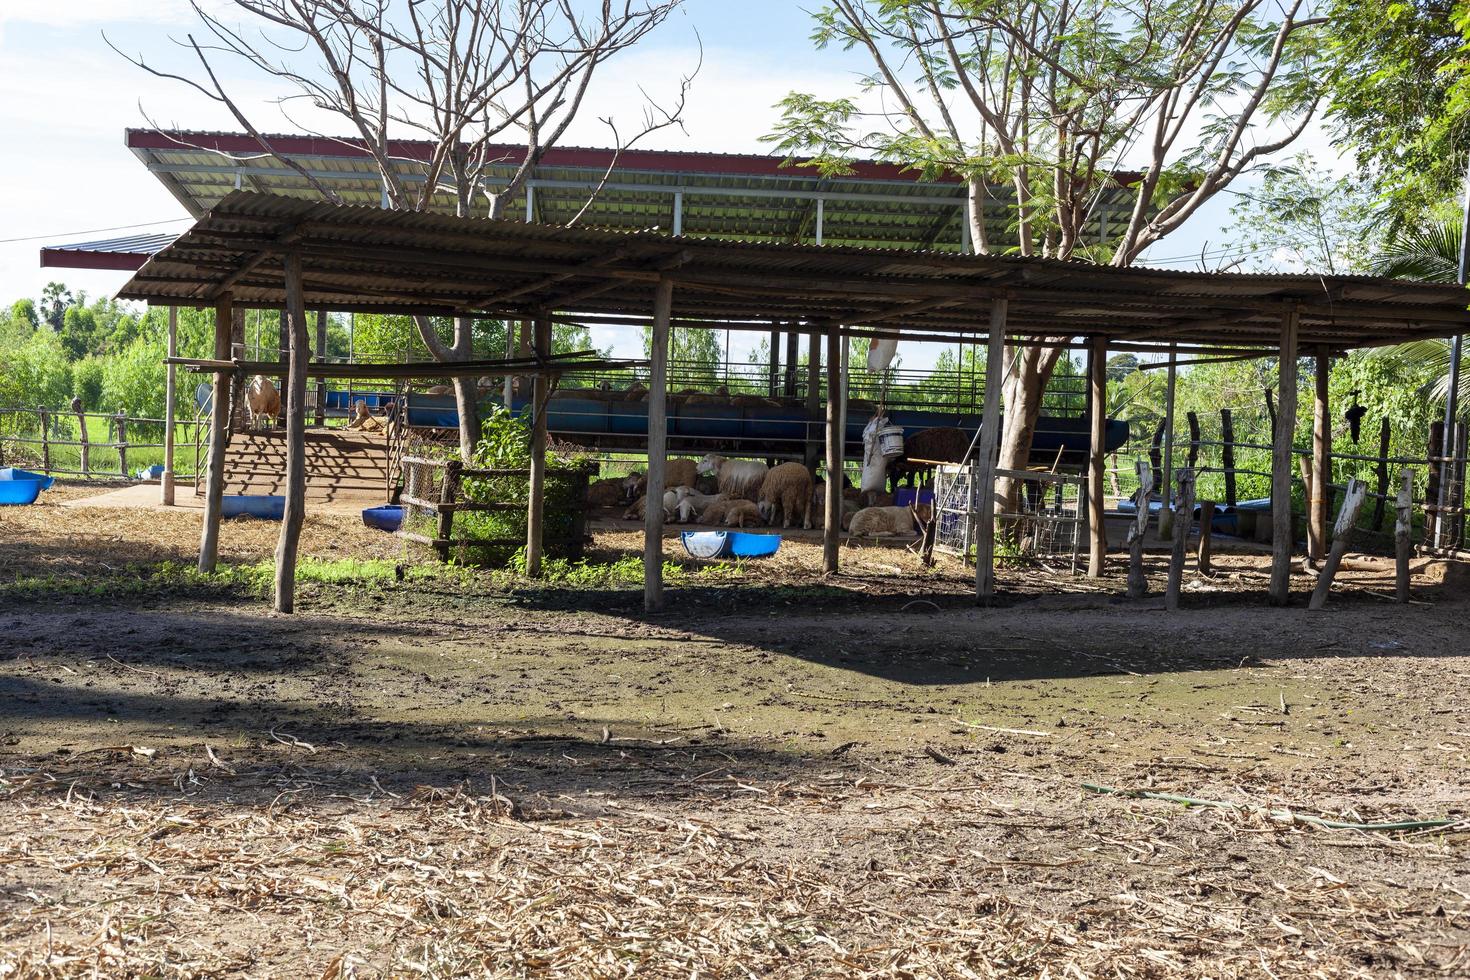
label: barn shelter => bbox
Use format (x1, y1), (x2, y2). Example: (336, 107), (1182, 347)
(116, 191), (1470, 613)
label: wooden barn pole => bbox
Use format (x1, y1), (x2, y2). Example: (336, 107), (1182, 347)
(1269, 307), (1301, 605)
(1309, 346), (1332, 562)
(161, 306), (178, 505)
(823, 322), (843, 573)
(314, 310), (328, 427)
(198, 294), (233, 573)
(644, 279), (674, 612)
(1309, 478), (1368, 610)
(1087, 336), (1108, 578)
(1158, 343), (1178, 538)
(975, 297), (1008, 603)
(526, 313), (552, 577)
(804, 328), (822, 473)
(274, 252), (311, 614)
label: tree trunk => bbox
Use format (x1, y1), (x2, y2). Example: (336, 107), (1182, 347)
(996, 344), (1065, 512)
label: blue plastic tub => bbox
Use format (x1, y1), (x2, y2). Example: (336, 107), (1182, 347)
(0, 479), (44, 505)
(681, 530), (781, 559)
(135, 464), (165, 481)
(362, 504), (405, 532)
(221, 494), (285, 520)
(1, 467), (54, 491)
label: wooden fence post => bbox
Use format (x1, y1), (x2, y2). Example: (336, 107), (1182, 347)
(38, 406), (51, 473)
(1425, 420), (1444, 550)
(1220, 409), (1236, 508)
(1269, 308), (1300, 606)
(115, 411), (128, 478)
(1185, 411), (1200, 470)
(1372, 417), (1391, 531)
(74, 403), (89, 475)
(1148, 419), (1164, 496)
(1127, 458), (1153, 599)
(1197, 500), (1216, 576)
(1396, 469), (1414, 602)
(1166, 468), (1196, 611)
(436, 459), (460, 563)
(1309, 478), (1368, 610)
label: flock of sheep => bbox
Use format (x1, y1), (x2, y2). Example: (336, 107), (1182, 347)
(589, 452), (929, 538)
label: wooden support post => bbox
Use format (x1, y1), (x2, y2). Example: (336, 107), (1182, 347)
(1425, 420), (1444, 549)
(162, 306), (177, 503)
(526, 313), (552, 577)
(1148, 419), (1164, 498)
(274, 254), (310, 614)
(1166, 468), (1196, 611)
(976, 298), (1008, 602)
(1087, 336), (1107, 578)
(644, 279), (673, 613)
(784, 329), (799, 397)
(804, 329), (822, 473)
(1396, 469), (1414, 602)
(1372, 417), (1391, 531)
(114, 411), (128, 478)
(1159, 344), (1178, 539)
(1127, 458), (1154, 599)
(1269, 308), (1300, 606)
(74, 402), (89, 476)
(436, 460), (460, 563)
(1220, 409), (1236, 508)
(199, 294), (233, 573)
(768, 325), (780, 397)
(1197, 500), (1216, 576)
(1185, 412), (1200, 470)
(823, 322), (843, 574)
(1310, 347), (1331, 562)
(314, 309), (327, 428)
(1309, 478), (1368, 611)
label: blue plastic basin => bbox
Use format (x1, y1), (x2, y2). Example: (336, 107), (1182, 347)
(1, 467), (54, 490)
(681, 530), (781, 559)
(0, 480), (43, 505)
(221, 494), (285, 520)
(362, 504), (405, 531)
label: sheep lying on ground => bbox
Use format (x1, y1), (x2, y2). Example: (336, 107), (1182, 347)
(623, 459), (699, 502)
(810, 485), (861, 530)
(673, 487), (725, 523)
(623, 490), (678, 521)
(719, 499), (762, 528)
(847, 503), (931, 537)
(586, 477), (625, 508)
(757, 462), (813, 529)
(698, 498), (749, 527)
(696, 454), (768, 501)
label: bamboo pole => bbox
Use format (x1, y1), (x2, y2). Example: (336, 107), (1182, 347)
(1269, 307), (1301, 606)
(976, 298), (1008, 602)
(525, 313), (552, 577)
(644, 279), (673, 613)
(274, 254), (310, 614)
(198, 294), (233, 574)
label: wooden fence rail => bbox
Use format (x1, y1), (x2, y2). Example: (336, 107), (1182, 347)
(0, 407), (203, 479)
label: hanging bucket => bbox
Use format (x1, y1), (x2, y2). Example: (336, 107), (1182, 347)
(878, 425), (906, 459)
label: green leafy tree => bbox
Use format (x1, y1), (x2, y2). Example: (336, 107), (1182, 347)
(72, 357), (106, 410)
(767, 0), (1327, 502)
(39, 283), (72, 331)
(1325, 0), (1470, 225)
(1228, 153), (1381, 274)
(101, 333), (168, 421)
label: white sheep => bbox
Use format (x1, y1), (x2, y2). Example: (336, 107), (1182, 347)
(757, 462), (814, 529)
(696, 454), (768, 501)
(623, 490), (678, 521)
(847, 504), (931, 538)
(720, 499), (762, 528)
(673, 487), (725, 523)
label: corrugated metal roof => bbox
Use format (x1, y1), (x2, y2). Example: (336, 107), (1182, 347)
(116, 192), (1470, 353)
(45, 233), (179, 254)
(40, 232), (181, 271)
(127, 129), (1135, 251)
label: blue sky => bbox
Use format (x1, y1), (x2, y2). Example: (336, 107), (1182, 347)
(0, 1), (1342, 364)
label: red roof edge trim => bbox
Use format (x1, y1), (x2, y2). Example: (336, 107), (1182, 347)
(39, 248), (151, 272)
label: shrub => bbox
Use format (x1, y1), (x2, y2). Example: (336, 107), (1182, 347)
(72, 357), (105, 410)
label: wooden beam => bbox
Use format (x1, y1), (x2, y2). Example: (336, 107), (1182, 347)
(1310, 346), (1332, 562)
(1087, 336), (1108, 578)
(823, 323), (843, 573)
(274, 253), (310, 614)
(198, 294), (233, 573)
(525, 313), (552, 578)
(644, 279), (674, 613)
(975, 297), (1008, 603)
(1269, 307), (1301, 606)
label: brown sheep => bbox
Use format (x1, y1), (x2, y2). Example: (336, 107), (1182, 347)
(586, 477), (625, 509)
(757, 462), (814, 529)
(888, 427), (973, 491)
(720, 499), (762, 528)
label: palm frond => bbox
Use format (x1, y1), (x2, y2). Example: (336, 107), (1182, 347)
(1368, 220), (1462, 283)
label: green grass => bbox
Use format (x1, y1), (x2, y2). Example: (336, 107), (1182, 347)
(2, 414), (206, 479)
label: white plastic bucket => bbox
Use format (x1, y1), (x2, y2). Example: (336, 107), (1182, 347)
(878, 425), (906, 459)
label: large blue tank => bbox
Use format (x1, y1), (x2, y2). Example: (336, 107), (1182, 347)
(400, 391), (1127, 468)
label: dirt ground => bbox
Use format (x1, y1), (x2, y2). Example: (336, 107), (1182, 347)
(2, 485), (1469, 977)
